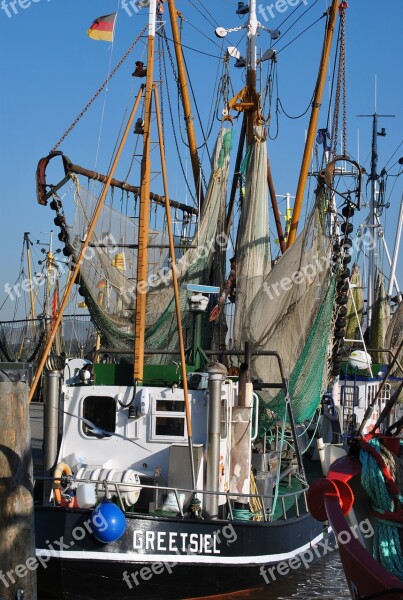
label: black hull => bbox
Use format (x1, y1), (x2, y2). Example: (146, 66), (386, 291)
(35, 506), (326, 599)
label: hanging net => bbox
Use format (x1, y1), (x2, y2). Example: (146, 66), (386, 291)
(68, 127), (233, 357)
(234, 176), (335, 423)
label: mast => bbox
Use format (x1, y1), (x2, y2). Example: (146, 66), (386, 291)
(286, 0), (340, 249)
(133, 0), (157, 382)
(245, 0), (259, 143)
(357, 112), (394, 328)
(167, 0), (204, 206)
(24, 232), (36, 337)
(368, 113), (379, 328)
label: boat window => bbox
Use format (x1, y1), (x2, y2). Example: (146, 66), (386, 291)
(151, 395), (187, 440)
(156, 399), (185, 412)
(82, 396), (116, 438)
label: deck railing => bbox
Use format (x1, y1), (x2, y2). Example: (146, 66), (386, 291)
(36, 474), (309, 523)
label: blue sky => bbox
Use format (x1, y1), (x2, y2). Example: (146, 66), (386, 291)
(0, 0), (402, 321)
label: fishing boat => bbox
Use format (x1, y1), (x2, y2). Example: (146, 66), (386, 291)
(307, 115), (403, 599)
(28, 1), (371, 598)
(307, 344), (403, 599)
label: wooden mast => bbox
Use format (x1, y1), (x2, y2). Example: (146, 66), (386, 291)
(133, 1), (157, 382)
(167, 0), (204, 206)
(286, 0), (340, 249)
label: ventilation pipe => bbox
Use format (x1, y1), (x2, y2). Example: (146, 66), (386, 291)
(205, 362), (227, 519)
(43, 355), (64, 483)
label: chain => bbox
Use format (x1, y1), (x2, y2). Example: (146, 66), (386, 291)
(331, 8), (347, 158)
(51, 27), (147, 152)
(341, 10), (347, 155)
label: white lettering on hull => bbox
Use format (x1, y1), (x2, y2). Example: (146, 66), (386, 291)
(132, 531), (221, 554)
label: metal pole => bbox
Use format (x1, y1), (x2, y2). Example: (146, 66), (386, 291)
(246, 0), (258, 143)
(388, 192), (403, 297)
(25, 233), (37, 336)
(43, 370), (61, 474)
(205, 362), (227, 518)
(368, 113), (378, 328)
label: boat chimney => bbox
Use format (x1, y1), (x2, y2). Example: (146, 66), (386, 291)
(205, 362), (227, 519)
(43, 354), (64, 478)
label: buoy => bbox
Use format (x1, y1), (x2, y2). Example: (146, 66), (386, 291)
(349, 350), (372, 370)
(90, 499), (126, 543)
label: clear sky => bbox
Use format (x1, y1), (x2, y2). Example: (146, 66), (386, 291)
(0, 0), (402, 321)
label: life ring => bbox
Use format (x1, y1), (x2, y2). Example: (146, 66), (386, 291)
(53, 461), (72, 505)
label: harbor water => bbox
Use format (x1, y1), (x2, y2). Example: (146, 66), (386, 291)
(214, 551), (350, 599)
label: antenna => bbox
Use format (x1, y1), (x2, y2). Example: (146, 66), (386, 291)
(374, 73), (377, 112)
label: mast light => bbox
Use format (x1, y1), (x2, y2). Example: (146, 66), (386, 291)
(215, 27), (228, 38)
(258, 49), (276, 63)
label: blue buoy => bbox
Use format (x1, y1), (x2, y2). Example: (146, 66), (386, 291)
(90, 499), (126, 543)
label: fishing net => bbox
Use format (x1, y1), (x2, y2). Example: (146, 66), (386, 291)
(263, 277), (336, 424)
(369, 273), (391, 363)
(234, 182), (335, 423)
(385, 301), (403, 375)
(233, 126), (271, 335)
(69, 127), (233, 357)
(0, 319), (44, 363)
(345, 264), (364, 341)
(0, 316), (96, 362)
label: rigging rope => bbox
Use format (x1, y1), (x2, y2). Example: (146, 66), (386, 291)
(160, 27), (196, 204)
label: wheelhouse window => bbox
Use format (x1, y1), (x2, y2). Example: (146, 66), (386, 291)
(82, 396), (116, 438)
(151, 394), (187, 440)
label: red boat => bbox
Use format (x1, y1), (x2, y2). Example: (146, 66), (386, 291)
(308, 433), (403, 600)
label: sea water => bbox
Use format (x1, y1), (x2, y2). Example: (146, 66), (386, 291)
(218, 552), (350, 599)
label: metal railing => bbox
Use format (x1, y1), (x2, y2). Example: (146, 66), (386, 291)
(37, 474), (309, 523)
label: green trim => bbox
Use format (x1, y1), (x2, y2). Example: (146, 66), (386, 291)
(94, 363), (196, 386)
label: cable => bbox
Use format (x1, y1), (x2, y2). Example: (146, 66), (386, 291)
(383, 139), (403, 170)
(276, 12), (327, 55)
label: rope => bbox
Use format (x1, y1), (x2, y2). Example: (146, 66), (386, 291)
(249, 470), (265, 521)
(360, 436), (403, 581)
(51, 27), (147, 152)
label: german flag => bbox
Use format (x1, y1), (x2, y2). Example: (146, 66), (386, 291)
(87, 13), (116, 42)
(111, 252), (126, 271)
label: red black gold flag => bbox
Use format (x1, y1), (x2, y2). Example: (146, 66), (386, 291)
(87, 13), (117, 42)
